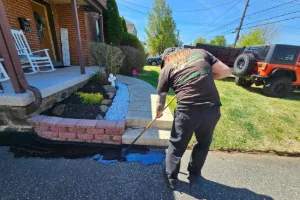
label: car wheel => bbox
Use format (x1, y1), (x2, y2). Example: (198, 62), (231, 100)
(235, 77), (253, 87)
(263, 77), (292, 98)
(151, 61), (157, 66)
(233, 54), (256, 76)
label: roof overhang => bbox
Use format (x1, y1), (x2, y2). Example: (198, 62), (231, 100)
(49, 0), (106, 10)
(86, 0), (107, 11)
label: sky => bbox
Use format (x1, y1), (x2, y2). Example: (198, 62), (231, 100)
(116, 0), (300, 46)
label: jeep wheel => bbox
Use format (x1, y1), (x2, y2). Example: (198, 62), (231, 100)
(233, 54), (256, 76)
(151, 61), (157, 66)
(263, 77), (292, 98)
(235, 77), (253, 87)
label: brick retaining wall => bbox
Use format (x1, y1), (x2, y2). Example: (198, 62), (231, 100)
(27, 115), (125, 145)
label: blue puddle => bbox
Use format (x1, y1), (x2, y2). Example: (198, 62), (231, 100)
(93, 152), (166, 166)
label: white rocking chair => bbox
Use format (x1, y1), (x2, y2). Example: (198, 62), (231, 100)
(0, 58), (10, 82)
(11, 29), (55, 74)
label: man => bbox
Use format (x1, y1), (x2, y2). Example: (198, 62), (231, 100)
(156, 48), (232, 189)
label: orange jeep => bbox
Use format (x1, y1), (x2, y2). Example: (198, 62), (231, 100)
(233, 44), (300, 97)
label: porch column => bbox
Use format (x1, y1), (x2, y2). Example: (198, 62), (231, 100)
(99, 10), (105, 43)
(0, 0), (27, 93)
(71, 0), (85, 74)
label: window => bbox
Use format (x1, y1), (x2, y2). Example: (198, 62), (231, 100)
(274, 48), (297, 63)
(244, 45), (270, 62)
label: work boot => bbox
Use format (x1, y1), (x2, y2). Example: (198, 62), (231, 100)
(187, 173), (202, 185)
(163, 168), (177, 190)
(167, 178), (177, 190)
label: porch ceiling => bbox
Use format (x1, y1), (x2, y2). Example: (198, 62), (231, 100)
(49, 0), (107, 9)
(49, 0), (88, 5)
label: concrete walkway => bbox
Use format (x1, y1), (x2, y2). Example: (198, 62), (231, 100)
(1, 146), (299, 200)
(117, 75), (173, 146)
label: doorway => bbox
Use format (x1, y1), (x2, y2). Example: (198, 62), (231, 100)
(31, 1), (56, 61)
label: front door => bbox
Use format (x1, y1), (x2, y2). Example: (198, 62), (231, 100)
(31, 1), (56, 61)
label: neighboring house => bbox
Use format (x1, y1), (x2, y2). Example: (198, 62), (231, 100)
(1, 0), (106, 66)
(125, 20), (137, 36)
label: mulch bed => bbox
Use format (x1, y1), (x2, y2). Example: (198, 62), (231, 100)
(42, 81), (111, 120)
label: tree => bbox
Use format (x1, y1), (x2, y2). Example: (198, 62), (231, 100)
(209, 35), (227, 46)
(120, 16), (128, 33)
(175, 29), (183, 47)
(236, 25), (280, 47)
(145, 0), (179, 55)
(194, 37), (207, 45)
(104, 0), (123, 45)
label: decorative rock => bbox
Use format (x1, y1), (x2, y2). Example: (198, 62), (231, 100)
(96, 114), (104, 120)
(104, 85), (116, 93)
(105, 81), (129, 121)
(107, 92), (115, 99)
(52, 104), (65, 117)
(100, 105), (109, 113)
(101, 99), (112, 105)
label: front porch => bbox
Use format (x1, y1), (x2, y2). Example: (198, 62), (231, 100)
(0, 66), (95, 106)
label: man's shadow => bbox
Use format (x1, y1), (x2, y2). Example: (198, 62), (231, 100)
(173, 176), (273, 200)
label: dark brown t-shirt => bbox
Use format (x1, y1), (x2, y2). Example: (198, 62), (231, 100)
(157, 49), (221, 111)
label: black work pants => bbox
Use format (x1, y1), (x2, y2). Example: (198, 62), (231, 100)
(166, 107), (221, 179)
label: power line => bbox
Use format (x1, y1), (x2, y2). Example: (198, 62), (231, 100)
(118, 4), (232, 27)
(197, 0), (242, 35)
(271, 0), (300, 5)
(242, 15), (300, 29)
(280, 25), (300, 29)
(243, 9), (300, 26)
(199, 0), (299, 38)
(189, 14), (300, 44)
(186, 0), (242, 44)
(206, 14), (300, 41)
(245, 0), (298, 17)
(118, 3), (148, 14)
(118, 0), (240, 13)
(176, 21), (235, 26)
(119, 0), (150, 9)
(173, 0), (240, 12)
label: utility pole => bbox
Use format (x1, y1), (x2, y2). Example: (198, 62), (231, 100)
(233, 0), (250, 47)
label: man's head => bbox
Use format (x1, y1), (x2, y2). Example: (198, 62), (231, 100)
(160, 48), (191, 69)
(160, 47), (176, 69)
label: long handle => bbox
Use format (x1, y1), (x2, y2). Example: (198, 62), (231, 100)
(126, 96), (176, 150)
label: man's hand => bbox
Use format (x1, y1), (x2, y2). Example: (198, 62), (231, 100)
(156, 92), (167, 118)
(156, 111), (163, 119)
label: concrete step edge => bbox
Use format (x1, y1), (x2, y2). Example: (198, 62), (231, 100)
(122, 128), (171, 147)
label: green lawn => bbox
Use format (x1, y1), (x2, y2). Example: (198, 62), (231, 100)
(138, 66), (300, 154)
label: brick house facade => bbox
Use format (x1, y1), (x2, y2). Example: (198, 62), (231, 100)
(2, 0), (106, 66)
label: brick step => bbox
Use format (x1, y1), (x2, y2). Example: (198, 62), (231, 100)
(122, 128), (170, 147)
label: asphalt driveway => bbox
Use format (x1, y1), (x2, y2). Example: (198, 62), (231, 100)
(1, 147), (299, 200)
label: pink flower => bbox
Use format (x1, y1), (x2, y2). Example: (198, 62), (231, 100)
(132, 69), (138, 76)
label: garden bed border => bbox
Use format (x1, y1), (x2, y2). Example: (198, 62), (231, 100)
(27, 115), (125, 144)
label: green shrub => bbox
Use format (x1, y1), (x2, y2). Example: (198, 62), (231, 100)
(91, 70), (106, 85)
(89, 43), (125, 77)
(76, 92), (104, 104)
(121, 32), (145, 53)
(120, 46), (146, 76)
